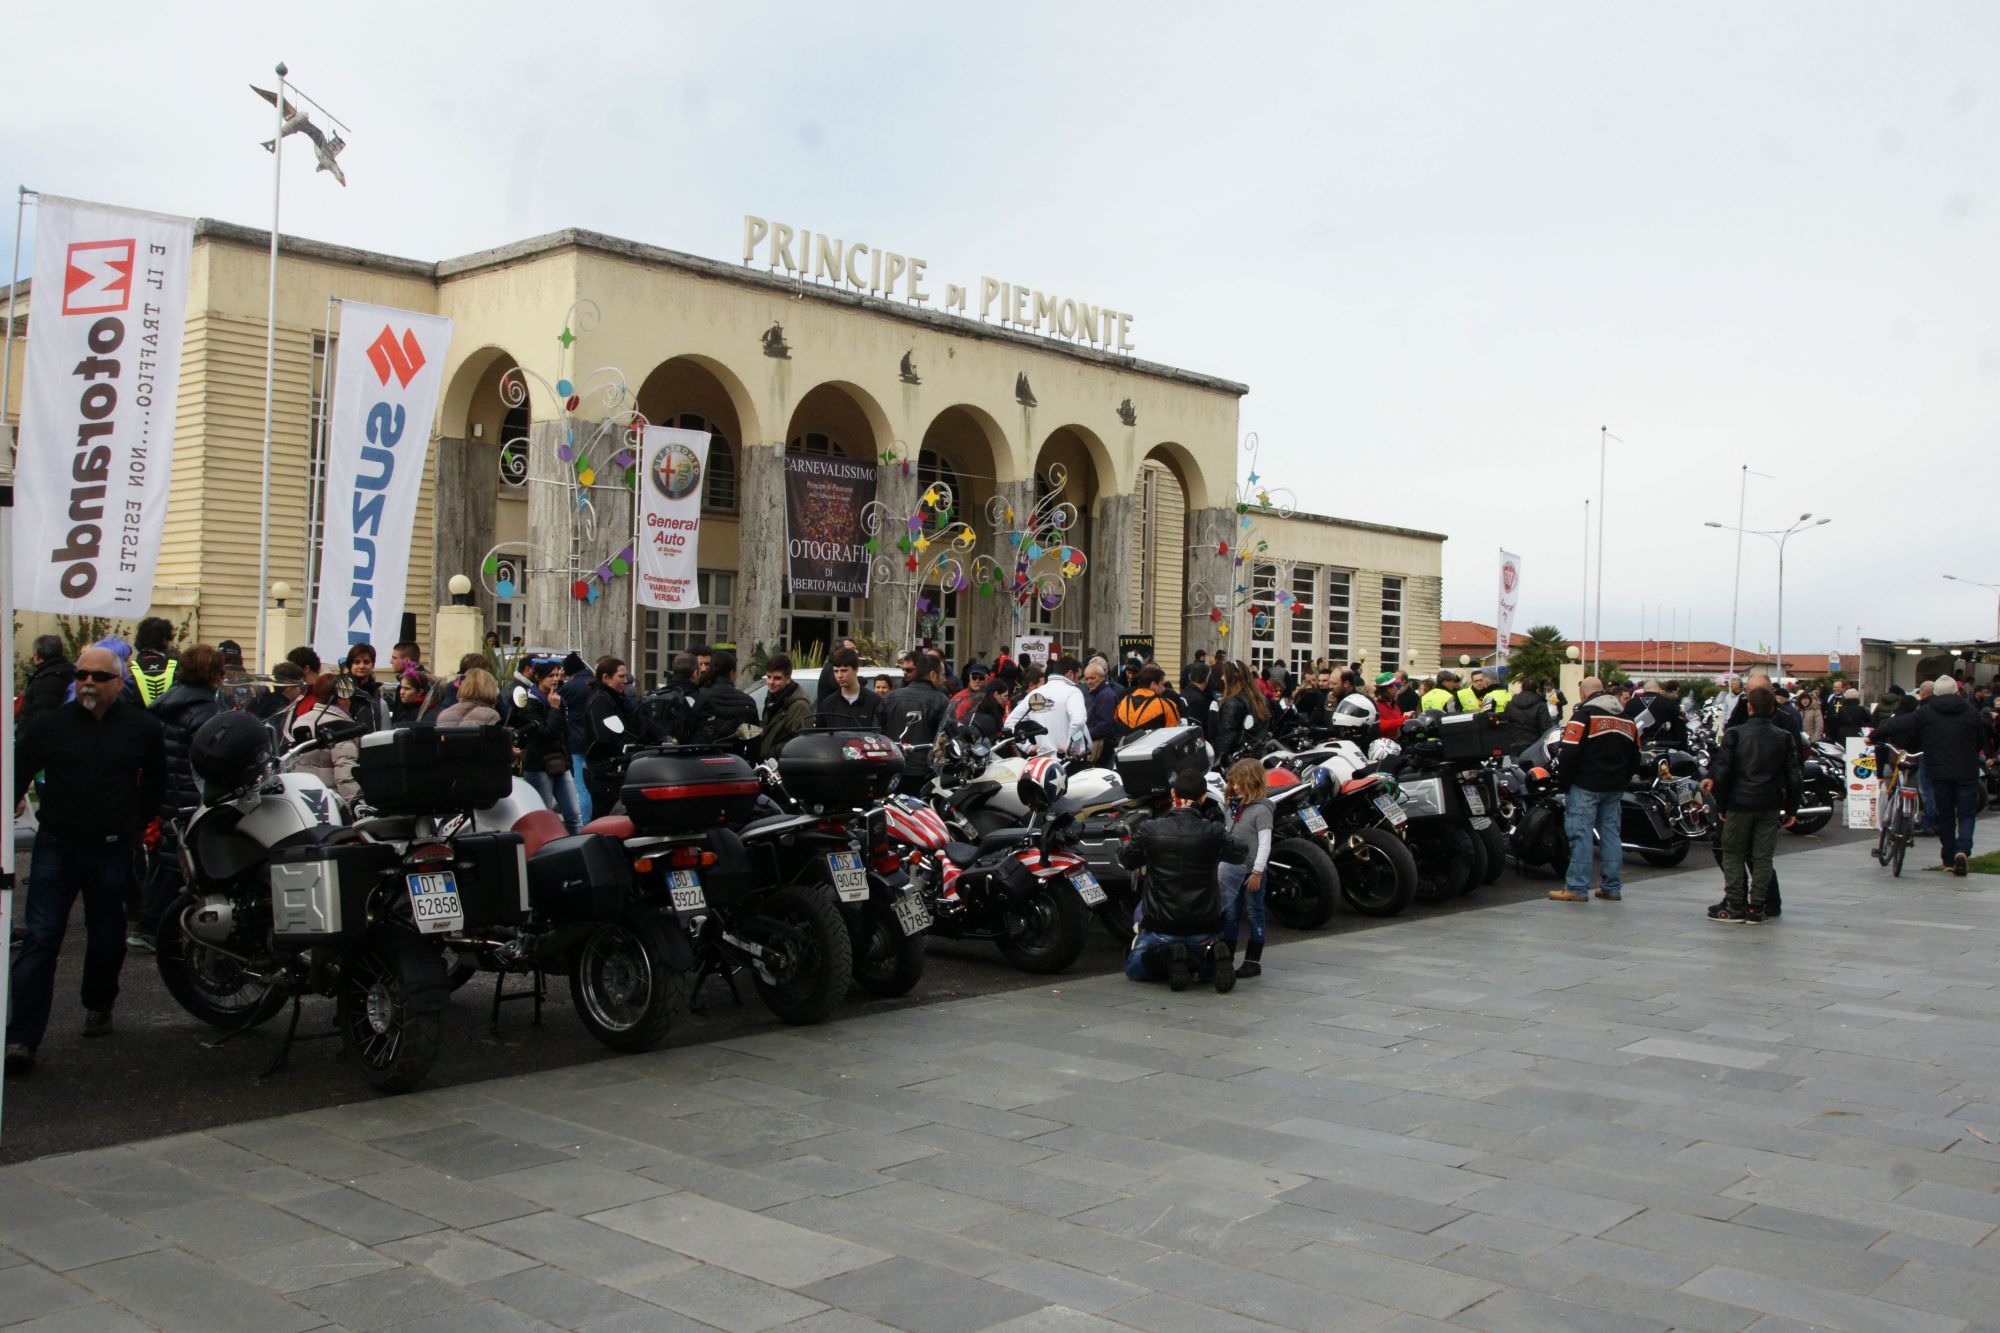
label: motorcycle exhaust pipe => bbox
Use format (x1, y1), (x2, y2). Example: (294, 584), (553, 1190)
(1793, 805), (1833, 816)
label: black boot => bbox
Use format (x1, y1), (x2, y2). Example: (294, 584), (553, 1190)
(1236, 939), (1263, 979)
(1166, 943), (1192, 992)
(1210, 940), (1235, 994)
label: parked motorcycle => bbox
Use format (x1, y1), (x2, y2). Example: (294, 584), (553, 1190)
(1515, 729), (1712, 869)
(1378, 713), (1494, 901)
(1789, 740), (1845, 836)
(1271, 738), (1420, 918)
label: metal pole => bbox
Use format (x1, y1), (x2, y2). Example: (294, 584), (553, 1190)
(1775, 532), (1786, 679)
(1726, 464), (1746, 679)
(1580, 498), (1588, 656)
(255, 60), (287, 671)
(1, 187), (24, 432)
(301, 295), (335, 642)
(1593, 426), (1607, 674)
(0, 184), (26, 1149)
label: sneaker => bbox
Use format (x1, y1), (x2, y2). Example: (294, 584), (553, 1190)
(1235, 960), (1263, 979)
(126, 932), (156, 955)
(1594, 889), (1622, 901)
(1211, 941), (1236, 994)
(4, 1043), (32, 1075)
(1167, 943), (1191, 992)
(83, 1010), (113, 1039)
(1710, 904), (1753, 924)
(1955, 853), (1970, 878)
(1547, 890), (1589, 902)
(1743, 906), (1766, 924)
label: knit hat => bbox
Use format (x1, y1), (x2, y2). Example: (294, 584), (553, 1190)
(563, 651), (589, 676)
(1375, 671), (1396, 686)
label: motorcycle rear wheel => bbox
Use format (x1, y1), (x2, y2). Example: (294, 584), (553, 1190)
(1640, 840), (1691, 868)
(1338, 827), (1418, 917)
(749, 884), (853, 1025)
(1786, 811), (1832, 836)
(1265, 837), (1339, 930)
(156, 892), (288, 1031)
(1477, 824), (1507, 885)
(335, 934), (448, 1094)
(851, 901), (928, 998)
(995, 876), (1088, 974)
(1407, 821), (1476, 903)
(570, 911), (689, 1053)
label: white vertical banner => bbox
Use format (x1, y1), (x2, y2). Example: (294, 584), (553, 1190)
(12, 196), (192, 614)
(1496, 548), (1522, 662)
(312, 301), (453, 657)
(634, 424), (710, 610)
(1845, 736), (1880, 830)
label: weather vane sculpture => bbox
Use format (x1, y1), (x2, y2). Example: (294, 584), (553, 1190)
(972, 462), (1089, 623)
(1187, 432), (1299, 645)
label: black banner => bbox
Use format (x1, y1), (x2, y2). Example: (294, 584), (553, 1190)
(784, 451), (877, 597)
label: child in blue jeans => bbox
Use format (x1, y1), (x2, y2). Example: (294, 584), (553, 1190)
(1219, 759), (1273, 979)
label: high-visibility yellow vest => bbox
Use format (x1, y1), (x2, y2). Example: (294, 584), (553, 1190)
(133, 658), (177, 707)
(1419, 687), (1456, 713)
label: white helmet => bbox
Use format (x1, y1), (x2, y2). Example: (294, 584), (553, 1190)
(1367, 738), (1402, 764)
(1331, 694), (1378, 733)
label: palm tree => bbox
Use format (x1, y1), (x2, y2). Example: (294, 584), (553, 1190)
(1507, 625), (1568, 688)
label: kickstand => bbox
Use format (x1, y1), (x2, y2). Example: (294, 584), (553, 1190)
(488, 966), (549, 1035)
(256, 991), (305, 1081)
(689, 960), (746, 1016)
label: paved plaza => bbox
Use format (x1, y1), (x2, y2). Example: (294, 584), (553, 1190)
(6, 838), (2000, 1331)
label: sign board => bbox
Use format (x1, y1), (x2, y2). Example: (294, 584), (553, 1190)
(783, 451), (876, 598)
(635, 425), (710, 610)
(1012, 635), (1055, 669)
(1844, 735), (1879, 830)
(1117, 634), (1156, 665)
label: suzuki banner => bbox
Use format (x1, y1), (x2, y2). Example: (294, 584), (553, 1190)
(1496, 549), (1522, 663)
(13, 197), (192, 614)
(784, 450), (876, 598)
(635, 424), (710, 610)
(312, 301), (454, 657)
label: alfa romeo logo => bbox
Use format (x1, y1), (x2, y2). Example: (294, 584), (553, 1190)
(649, 440), (703, 501)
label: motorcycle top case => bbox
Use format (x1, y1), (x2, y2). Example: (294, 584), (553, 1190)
(449, 830), (531, 929)
(621, 748), (761, 832)
(269, 838), (402, 947)
(526, 832), (632, 924)
(777, 731), (904, 811)
(1437, 711), (1504, 762)
(1113, 724), (1208, 800)
(354, 725), (514, 814)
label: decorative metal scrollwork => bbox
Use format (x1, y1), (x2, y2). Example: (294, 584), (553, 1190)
(971, 462), (1089, 620)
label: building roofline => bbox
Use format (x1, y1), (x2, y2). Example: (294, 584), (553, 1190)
(154, 220), (1248, 398)
(1276, 508), (1449, 543)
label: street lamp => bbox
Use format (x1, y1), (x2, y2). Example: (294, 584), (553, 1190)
(1704, 513), (1832, 678)
(1942, 575), (2000, 641)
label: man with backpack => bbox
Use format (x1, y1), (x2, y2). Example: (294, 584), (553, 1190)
(687, 651), (760, 755)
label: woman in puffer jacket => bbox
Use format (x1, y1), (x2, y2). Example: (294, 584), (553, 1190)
(289, 677), (362, 801)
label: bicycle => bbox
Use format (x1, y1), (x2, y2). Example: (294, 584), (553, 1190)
(1872, 746), (1923, 878)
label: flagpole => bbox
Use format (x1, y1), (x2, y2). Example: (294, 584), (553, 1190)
(255, 60), (287, 671)
(0, 184), (28, 1149)
(302, 294), (336, 641)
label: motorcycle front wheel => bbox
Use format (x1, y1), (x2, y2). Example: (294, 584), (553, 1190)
(1406, 820), (1477, 903)
(570, 911), (690, 1053)
(1477, 823), (1507, 884)
(335, 934), (448, 1094)
(1338, 827), (1418, 917)
(850, 901), (927, 999)
(748, 884), (853, 1025)
(1640, 840), (1691, 868)
(995, 876), (1088, 974)
(156, 892), (288, 1031)
(1265, 837), (1339, 930)
(1786, 811), (1833, 837)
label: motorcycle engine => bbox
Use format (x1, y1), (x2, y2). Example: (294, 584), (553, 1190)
(187, 894), (239, 945)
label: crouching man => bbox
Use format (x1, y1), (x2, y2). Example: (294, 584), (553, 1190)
(1119, 767), (1248, 993)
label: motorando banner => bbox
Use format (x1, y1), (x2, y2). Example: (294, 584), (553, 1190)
(312, 301), (454, 657)
(13, 196), (192, 614)
(784, 451), (876, 598)
(1496, 548), (1522, 664)
(635, 424), (710, 610)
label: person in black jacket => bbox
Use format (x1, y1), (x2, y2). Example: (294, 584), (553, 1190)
(1826, 687), (1870, 745)
(815, 648), (884, 730)
(644, 653), (699, 744)
(1499, 680), (1551, 757)
(1704, 685), (1801, 922)
(8, 647), (167, 1074)
(581, 657), (641, 816)
(1180, 662), (1215, 743)
(1119, 767), (1249, 993)
(1548, 677), (1645, 904)
(19, 635), (74, 725)
(1874, 675), (1989, 874)
(1212, 660), (1270, 759)
(687, 651), (760, 755)
(880, 652), (950, 787)
(131, 645), (228, 950)
(515, 660), (581, 832)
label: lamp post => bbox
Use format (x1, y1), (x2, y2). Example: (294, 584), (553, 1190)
(1704, 513), (1831, 678)
(1942, 575), (2000, 642)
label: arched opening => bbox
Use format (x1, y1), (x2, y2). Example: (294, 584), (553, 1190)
(780, 382), (891, 656)
(1027, 425), (1107, 653)
(913, 404), (1009, 668)
(1135, 445), (1197, 670)
(430, 348), (527, 637)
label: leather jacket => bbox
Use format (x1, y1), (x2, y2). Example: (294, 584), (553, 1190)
(1118, 804), (1247, 937)
(1709, 714), (1803, 813)
(1552, 694), (1645, 793)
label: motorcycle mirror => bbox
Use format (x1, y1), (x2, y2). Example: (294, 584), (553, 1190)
(1015, 719), (1046, 740)
(603, 715), (626, 735)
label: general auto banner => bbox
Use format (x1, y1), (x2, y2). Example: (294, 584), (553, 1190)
(13, 196), (192, 614)
(784, 451), (876, 598)
(635, 424), (710, 609)
(312, 301), (453, 657)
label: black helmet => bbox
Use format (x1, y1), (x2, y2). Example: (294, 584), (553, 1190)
(191, 711), (271, 789)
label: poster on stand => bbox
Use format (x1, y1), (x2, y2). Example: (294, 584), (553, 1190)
(1844, 736), (1880, 829)
(635, 425), (710, 610)
(12, 196), (192, 615)
(1496, 549), (1522, 663)
(784, 451), (876, 598)
(1013, 634), (1056, 669)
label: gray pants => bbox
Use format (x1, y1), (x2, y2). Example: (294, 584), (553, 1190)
(1720, 809), (1782, 911)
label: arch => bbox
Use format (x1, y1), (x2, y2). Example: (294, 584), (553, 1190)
(440, 344), (522, 441)
(1143, 440), (1210, 511)
(635, 355), (757, 515)
(786, 380), (891, 462)
(917, 403), (1009, 486)
(1034, 422), (1117, 503)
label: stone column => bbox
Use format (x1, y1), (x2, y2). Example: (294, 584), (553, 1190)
(522, 420), (634, 659)
(869, 458), (923, 657)
(966, 479), (1034, 665)
(733, 441), (787, 656)
(431, 437), (499, 623)
(1184, 506), (1235, 662)
(1086, 492), (1136, 661)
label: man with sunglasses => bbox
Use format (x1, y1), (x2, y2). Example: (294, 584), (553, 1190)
(8, 647), (166, 1075)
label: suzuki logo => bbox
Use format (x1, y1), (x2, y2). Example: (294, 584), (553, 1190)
(366, 325), (426, 388)
(62, 240), (134, 315)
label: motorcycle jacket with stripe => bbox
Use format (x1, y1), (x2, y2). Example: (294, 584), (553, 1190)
(1551, 693), (1646, 793)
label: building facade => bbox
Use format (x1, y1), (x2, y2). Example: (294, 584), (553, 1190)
(3, 213), (1444, 674)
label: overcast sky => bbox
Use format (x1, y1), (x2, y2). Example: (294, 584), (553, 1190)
(6, 2), (1994, 661)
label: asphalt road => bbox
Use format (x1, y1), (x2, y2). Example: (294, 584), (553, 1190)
(0, 821), (1880, 1163)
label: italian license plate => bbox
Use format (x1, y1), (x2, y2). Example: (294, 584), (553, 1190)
(1070, 868), (1108, 905)
(1301, 805), (1328, 835)
(1461, 784), (1487, 815)
(827, 851), (870, 903)
(667, 869), (706, 915)
(1374, 794), (1408, 826)
(406, 871), (464, 935)
(891, 891), (932, 935)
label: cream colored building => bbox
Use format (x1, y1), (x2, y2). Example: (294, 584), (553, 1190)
(3, 213), (1443, 675)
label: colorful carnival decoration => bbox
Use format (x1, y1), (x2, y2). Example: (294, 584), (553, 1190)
(971, 462), (1090, 621)
(862, 476), (979, 641)
(1186, 431), (1298, 642)
(476, 301), (648, 634)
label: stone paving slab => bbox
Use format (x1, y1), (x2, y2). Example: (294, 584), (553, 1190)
(7, 839), (2000, 1329)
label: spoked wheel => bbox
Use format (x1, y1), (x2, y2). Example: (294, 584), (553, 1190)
(996, 877), (1088, 974)
(748, 884), (853, 1025)
(851, 901), (928, 998)
(335, 934), (448, 1094)
(1265, 838), (1339, 930)
(156, 893), (288, 1031)
(1891, 829), (1909, 878)
(571, 912), (690, 1053)
(1337, 828), (1418, 917)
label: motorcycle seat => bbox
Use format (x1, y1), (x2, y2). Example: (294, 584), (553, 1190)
(943, 840), (982, 867)
(352, 814), (419, 841)
(1341, 777), (1381, 795)
(581, 814), (634, 839)
(978, 827), (1040, 853)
